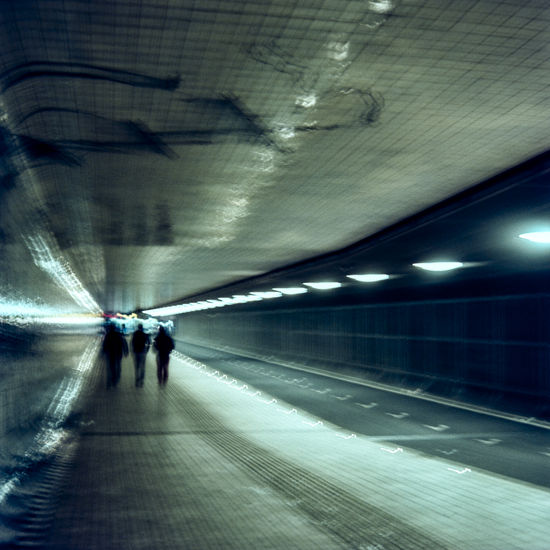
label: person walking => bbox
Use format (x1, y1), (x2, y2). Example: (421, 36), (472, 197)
(153, 326), (174, 385)
(131, 323), (150, 387)
(102, 323), (128, 388)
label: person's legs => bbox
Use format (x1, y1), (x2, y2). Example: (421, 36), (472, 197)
(114, 358), (121, 386)
(156, 355), (162, 384)
(137, 353), (146, 386)
(163, 358), (169, 383)
(157, 356), (169, 384)
(107, 358), (115, 388)
(133, 354), (140, 386)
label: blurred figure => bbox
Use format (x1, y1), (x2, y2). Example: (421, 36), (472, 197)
(153, 326), (174, 385)
(102, 323), (129, 388)
(131, 323), (150, 387)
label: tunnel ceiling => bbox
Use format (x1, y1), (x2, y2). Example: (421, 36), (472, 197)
(0, 1), (549, 315)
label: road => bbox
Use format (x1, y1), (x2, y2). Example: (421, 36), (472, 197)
(177, 340), (550, 489)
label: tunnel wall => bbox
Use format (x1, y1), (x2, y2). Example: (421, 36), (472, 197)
(176, 292), (550, 417)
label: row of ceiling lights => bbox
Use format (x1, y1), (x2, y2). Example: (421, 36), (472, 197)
(142, 231), (550, 317)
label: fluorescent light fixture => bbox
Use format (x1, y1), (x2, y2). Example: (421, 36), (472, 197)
(217, 297), (238, 305)
(347, 273), (389, 283)
(272, 287), (308, 295)
(303, 282), (342, 290)
(206, 299), (226, 307)
(251, 291), (283, 299)
(232, 294), (263, 302)
(519, 231), (550, 244)
(413, 262), (463, 272)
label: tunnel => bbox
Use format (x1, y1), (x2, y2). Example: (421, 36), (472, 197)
(1, 1), (550, 549)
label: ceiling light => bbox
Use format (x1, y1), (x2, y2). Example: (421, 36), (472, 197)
(519, 231), (550, 244)
(217, 297), (238, 305)
(303, 282), (342, 290)
(251, 291), (283, 299)
(413, 262), (463, 272)
(231, 294), (263, 302)
(347, 273), (389, 282)
(272, 287), (308, 295)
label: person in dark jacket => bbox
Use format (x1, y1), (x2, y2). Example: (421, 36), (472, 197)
(153, 326), (174, 385)
(102, 323), (128, 388)
(131, 323), (150, 387)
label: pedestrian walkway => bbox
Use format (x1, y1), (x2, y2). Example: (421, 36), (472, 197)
(43, 345), (550, 549)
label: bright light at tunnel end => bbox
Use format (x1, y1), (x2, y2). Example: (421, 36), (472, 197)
(413, 262), (464, 272)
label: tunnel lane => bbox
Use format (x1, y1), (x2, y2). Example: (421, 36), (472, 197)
(175, 340), (550, 490)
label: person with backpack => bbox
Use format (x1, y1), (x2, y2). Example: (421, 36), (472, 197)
(131, 323), (150, 387)
(153, 326), (174, 385)
(102, 323), (129, 388)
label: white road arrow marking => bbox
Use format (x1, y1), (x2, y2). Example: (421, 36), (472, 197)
(437, 449), (458, 456)
(423, 424), (450, 432)
(330, 394), (352, 401)
(474, 438), (501, 445)
(386, 412), (409, 419)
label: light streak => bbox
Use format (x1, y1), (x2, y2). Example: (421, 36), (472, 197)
(24, 233), (102, 314)
(1, 339), (99, 505)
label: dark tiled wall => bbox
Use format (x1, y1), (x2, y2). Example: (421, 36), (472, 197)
(178, 293), (550, 416)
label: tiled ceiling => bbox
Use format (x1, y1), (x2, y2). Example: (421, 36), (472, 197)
(0, 0), (549, 314)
